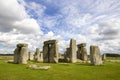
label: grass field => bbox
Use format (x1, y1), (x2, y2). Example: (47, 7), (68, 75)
(106, 57), (120, 60)
(0, 56), (120, 80)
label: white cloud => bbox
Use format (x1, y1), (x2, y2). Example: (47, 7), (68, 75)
(86, 17), (120, 53)
(0, 0), (43, 53)
(13, 18), (42, 34)
(88, 0), (120, 14)
(0, 0), (42, 34)
(0, 0), (28, 21)
(97, 17), (120, 40)
(58, 0), (120, 53)
(42, 17), (57, 28)
(0, 0), (120, 54)
(26, 1), (46, 17)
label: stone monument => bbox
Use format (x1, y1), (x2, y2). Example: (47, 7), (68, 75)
(43, 40), (58, 63)
(14, 43), (28, 64)
(102, 54), (106, 61)
(64, 48), (71, 62)
(77, 43), (87, 61)
(90, 45), (102, 65)
(28, 52), (34, 60)
(34, 48), (43, 62)
(64, 39), (77, 63)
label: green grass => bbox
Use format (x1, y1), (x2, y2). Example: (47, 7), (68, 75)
(106, 57), (120, 60)
(0, 56), (120, 80)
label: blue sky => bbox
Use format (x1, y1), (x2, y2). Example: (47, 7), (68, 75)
(0, 0), (120, 54)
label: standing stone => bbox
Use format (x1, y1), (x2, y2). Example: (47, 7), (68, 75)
(70, 39), (77, 63)
(19, 47), (28, 64)
(77, 43), (88, 61)
(102, 54), (106, 61)
(14, 48), (20, 63)
(64, 48), (71, 62)
(81, 47), (87, 61)
(64, 39), (77, 63)
(39, 52), (43, 62)
(90, 45), (102, 65)
(43, 40), (58, 63)
(14, 43), (28, 64)
(50, 43), (58, 63)
(77, 47), (81, 59)
(43, 45), (49, 62)
(79, 43), (86, 47)
(28, 52), (34, 60)
(34, 48), (43, 62)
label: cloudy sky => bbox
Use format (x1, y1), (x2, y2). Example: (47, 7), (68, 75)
(0, 0), (120, 54)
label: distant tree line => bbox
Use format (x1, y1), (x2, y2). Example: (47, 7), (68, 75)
(105, 53), (120, 57)
(0, 54), (13, 56)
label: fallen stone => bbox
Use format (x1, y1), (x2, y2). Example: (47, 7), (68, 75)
(28, 64), (51, 70)
(6, 60), (14, 63)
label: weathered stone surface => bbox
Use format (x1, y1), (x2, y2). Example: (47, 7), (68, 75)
(43, 45), (49, 62)
(81, 47), (87, 61)
(90, 45), (102, 65)
(34, 48), (40, 61)
(70, 39), (77, 63)
(17, 43), (28, 48)
(19, 47), (28, 64)
(44, 40), (57, 44)
(7, 60), (14, 63)
(77, 46), (81, 59)
(43, 40), (58, 63)
(28, 64), (51, 70)
(34, 48), (43, 62)
(14, 48), (20, 63)
(102, 54), (106, 61)
(77, 43), (86, 47)
(64, 39), (77, 63)
(77, 43), (88, 61)
(64, 48), (71, 62)
(28, 52), (34, 60)
(14, 43), (28, 64)
(39, 52), (43, 62)
(50, 44), (58, 63)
